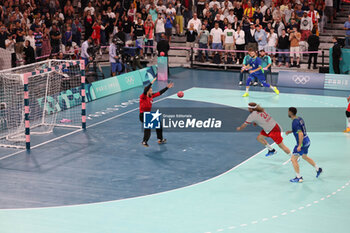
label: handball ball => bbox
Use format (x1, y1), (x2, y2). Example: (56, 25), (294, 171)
(177, 91), (184, 98)
(160, 52), (165, 56)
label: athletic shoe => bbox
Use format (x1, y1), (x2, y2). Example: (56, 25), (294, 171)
(273, 87), (280, 95)
(260, 83), (264, 87)
(253, 82), (258, 86)
(142, 141), (149, 147)
(290, 177), (303, 183)
(343, 127), (350, 133)
(158, 139), (167, 144)
(239, 81), (243, 86)
(316, 168), (323, 178)
(265, 149), (277, 157)
(242, 92), (249, 97)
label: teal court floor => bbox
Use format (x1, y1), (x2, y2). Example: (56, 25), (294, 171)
(0, 68), (349, 233)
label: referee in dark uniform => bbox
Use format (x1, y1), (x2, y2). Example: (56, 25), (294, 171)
(139, 78), (174, 147)
(332, 36), (342, 74)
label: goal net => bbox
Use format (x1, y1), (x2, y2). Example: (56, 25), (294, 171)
(0, 60), (86, 149)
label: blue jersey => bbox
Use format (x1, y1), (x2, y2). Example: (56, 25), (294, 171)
(292, 117), (310, 146)
(248, 57), (264, 75)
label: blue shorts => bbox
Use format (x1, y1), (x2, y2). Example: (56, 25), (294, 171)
(212, 43), (222, 50)
(293, 144), (310, 156)
(111, 62), (122, 73)
(246, 73), (270, 87)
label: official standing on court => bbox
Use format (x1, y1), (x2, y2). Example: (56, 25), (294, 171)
(332, 36), (342, 74)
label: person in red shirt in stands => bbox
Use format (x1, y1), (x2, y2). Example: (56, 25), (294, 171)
(307, 4), (320, 32)
(139, 77), (174, 147)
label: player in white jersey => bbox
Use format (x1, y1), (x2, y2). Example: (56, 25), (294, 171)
(237, 102), (293, 157)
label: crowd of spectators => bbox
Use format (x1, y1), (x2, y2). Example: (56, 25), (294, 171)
(0, 0), (346, 69)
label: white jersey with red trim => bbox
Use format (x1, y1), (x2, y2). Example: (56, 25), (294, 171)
(245, 111), (277, 134)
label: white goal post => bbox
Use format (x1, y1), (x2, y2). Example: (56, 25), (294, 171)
(0, 60), (86, 150)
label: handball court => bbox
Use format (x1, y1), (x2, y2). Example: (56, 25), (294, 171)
(0, 68), (349, 233)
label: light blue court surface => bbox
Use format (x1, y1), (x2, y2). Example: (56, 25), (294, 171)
(0, 68), (350, 233)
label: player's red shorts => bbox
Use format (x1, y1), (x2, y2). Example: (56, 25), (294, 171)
(260, 124), (283, 144)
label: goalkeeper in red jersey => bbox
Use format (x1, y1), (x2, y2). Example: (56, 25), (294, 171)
(139, 77), (174, 147)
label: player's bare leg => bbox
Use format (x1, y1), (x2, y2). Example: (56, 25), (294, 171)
(277, 141), (292, 155)
(291, 155), (300, 174)
(257, 134), (277, 156)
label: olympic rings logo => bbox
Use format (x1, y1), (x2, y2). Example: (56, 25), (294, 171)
(125, 76), (135, 85)
(292, 75), (310, 85)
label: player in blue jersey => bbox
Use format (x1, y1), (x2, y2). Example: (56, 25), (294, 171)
(286, 107), (323, 183)
(242, 49), (279, 97)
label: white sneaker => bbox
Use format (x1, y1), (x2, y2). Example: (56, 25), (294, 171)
(239, 81), (243, 86)
(236, 61), (240, 64)
(145, 55), (148, 59)
(253, 82), (258, 86)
